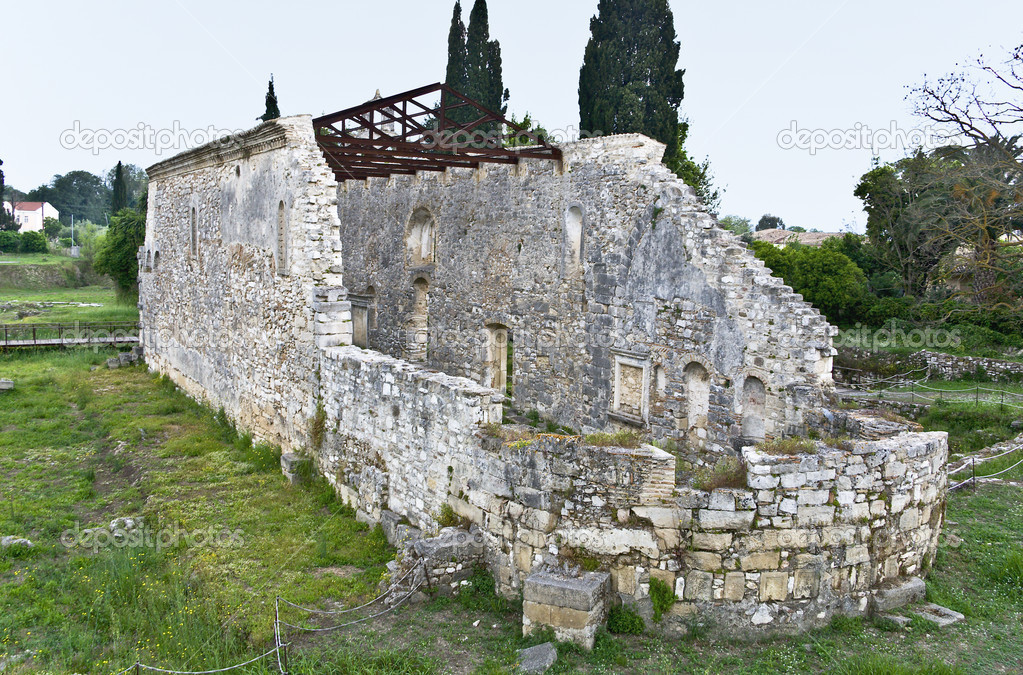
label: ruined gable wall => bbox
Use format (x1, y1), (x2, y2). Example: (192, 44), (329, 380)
(336, 135), (835, 455)
(140, 116), (350, 449)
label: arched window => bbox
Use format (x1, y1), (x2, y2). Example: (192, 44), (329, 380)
(407, 207), (436, 266)
(153, 252), (160, 271)
(684, 362), (710, 446)
(565, 206), (583, 274)
(276, 200), (288, 276)
(742, 376), (767, 441)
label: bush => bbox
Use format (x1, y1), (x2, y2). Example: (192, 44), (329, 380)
(0, 230), (19, 252)
(59, 237), (73, 248)
(19, 230), (48, 253)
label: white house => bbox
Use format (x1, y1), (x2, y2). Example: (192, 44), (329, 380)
(2, 201), (60, 232)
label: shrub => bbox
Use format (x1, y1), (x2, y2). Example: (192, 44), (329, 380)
(692, 456), (747, 491)
(0, 230), (19, 252)
(19, 230), (48, 253)
(649, 577), (676, 622)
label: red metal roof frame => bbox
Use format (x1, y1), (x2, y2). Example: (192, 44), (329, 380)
(313, 83), (562, 181)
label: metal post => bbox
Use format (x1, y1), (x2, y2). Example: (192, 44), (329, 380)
(972, 457), (976, 490)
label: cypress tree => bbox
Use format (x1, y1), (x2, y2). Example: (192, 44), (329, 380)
(260, 76), (281, 122)
(444, 2), (469, 124)
(111, 161), (128, 213)
(445, 2), (468, 94)
(579, 0), (685, 164)
(462, 0), (508, 116)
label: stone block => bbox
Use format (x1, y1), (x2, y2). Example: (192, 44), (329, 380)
(523, 571), (610, 612)
(708, 491), (736, 511)
(759, 572), (789, 601)
(724, 572), (745, 601)
(414, 528), (485, 565)
(612, 566), (636, 596)
(740, 551), (780, 571)
(683, 571), (713, 601)
(698, 509), (755, 531)
(692, 532), (732, 551)
(631, 506), (679, 529)
(522, 507), (558, 533)
(870, 577), (926, 613)
(688, 551), (721, 571)
(793, 569), (819, 599)
(516, 642), (557, 674)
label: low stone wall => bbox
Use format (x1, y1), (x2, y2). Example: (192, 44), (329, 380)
(314, 345), (947, 635)
(837, 346), (1023, 384)
(918, 350), (1023, 382)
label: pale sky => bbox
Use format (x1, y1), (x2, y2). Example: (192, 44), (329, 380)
(3, 1), (1021, 231)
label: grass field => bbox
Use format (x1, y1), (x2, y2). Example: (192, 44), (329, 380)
(0, 350), (1021, 673)
(0, 286), (138, 324)
(0, 253), (76, 266)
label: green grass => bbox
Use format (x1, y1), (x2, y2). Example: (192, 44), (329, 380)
(918, 400), (1021, 456)
(0, 252), (74, 266)
(1, 349), (1022, 673)
(0, 285), (137, 324)
(0, 349), (391, 672)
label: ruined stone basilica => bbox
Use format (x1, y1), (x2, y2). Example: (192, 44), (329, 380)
(139, 86), (947, 643)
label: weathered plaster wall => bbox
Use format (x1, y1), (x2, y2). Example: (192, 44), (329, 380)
(139, 116), (351, 448)
(336, 135), (835, 454)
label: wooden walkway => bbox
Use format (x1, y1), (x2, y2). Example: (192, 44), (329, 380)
(0, 322), (140, 349)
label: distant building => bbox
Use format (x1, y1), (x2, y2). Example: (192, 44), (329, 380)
(1, 202), (60, 233)
(753, 228), (844, 247)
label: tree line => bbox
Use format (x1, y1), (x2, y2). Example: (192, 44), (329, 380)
(744, 43), (1023, 357)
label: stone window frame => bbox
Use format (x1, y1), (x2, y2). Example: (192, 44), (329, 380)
(609, 348), (651, 427)
(349, 292), (375, 349)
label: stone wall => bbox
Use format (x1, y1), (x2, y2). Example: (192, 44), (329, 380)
(315, 344), (947, 633)
(139, 116), (351, 449)
(837, 346), (1023, 384)
(335, 134), (836, 454)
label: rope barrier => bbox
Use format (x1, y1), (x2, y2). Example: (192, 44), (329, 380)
(949, 443), (1023, 475)
(108, 560), (427, 675)
(277, 581), (424, 634)
(276, 561), (422, 615)
(949, 454), (1023, 491)
(112, 644), (289, 675)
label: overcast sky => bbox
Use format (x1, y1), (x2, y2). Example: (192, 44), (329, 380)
(3, 1), (1021, 231)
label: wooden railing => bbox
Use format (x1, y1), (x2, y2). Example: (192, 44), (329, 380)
(0, 321), (140, 348)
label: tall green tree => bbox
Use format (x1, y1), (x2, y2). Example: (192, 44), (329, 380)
(27, 170), (111, 225)
(444, 2), (468, 97)
(94, 208), (146, 300)
(111, 161), (128, 213)
(464, 0), (508, 116)
(854, 152), (957, 299)
(444, 0), (508, 128)
(259, 76), (280, 122)
(579, 0), (685, 163)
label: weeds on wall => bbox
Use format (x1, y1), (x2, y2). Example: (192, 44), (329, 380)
(649, 577), (676, 622)
(692, 456), (747, 491)
(607, 603), (645, 634)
